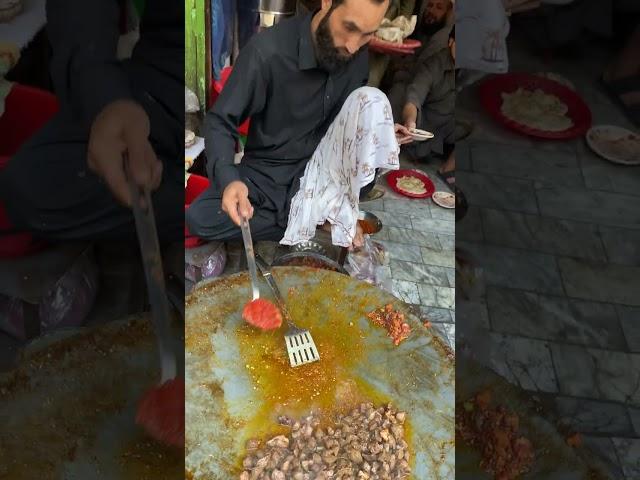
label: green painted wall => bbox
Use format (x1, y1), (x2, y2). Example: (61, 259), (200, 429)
(185, 0), (208, 110)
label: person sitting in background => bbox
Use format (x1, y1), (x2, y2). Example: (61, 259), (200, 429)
(367, 0), (416, 87)
(383, 0), (453, 87)
(390, 26), (455, 188)
(601, 23), (640, 127)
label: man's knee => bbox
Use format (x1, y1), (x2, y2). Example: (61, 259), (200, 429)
(185, 202), (206, 238)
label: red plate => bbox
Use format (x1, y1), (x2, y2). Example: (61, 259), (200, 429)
(479, 73), (592, 140)
(369, 38), (421, 55)
(386, 169), (435, 199)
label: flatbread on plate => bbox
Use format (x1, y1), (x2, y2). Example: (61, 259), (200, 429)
(501, 87), (574, 132)
(396, 176), (426, 194)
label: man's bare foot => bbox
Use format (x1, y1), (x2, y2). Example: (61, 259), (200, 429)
(350, 222), (364, 251)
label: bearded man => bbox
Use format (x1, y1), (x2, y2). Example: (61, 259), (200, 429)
(187, 0), (414, 249)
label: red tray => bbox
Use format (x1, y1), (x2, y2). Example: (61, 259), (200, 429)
(386, 169), (435, 199)
(479, 73), (592, 140)
(369, 38), (421, 55)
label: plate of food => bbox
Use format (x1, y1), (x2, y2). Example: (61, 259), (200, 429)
(480, 73), (592, 139)
(410, 128), (434, 142)
(386, 169), (436, 199)
(432, 191), (455, 209)
(185, 268), (455, 479)
(585, 125), (640, 165)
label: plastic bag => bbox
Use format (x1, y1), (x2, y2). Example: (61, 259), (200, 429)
(345, 236), (392, 293)
(0, 247), (99, 341)
(185, 86), (200, 113)
(185, 242), (226, 283)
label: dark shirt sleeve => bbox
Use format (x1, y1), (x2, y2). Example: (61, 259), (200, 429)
(203, 43), (268, 192)
(47, 0), (133, 126)
(406, 53), (444, 109)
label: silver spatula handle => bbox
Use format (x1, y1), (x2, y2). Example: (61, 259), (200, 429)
(126, 154), (176, 384)
(254, 256), (297, 330)
(240, 215), (260, 301)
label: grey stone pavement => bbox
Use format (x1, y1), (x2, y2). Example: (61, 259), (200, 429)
(212, 156), (457, 348)
(456, 34), (640, 479)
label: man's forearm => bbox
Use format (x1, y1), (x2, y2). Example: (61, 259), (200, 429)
(47, 0), (133, 125)
(203, 109), (241, 192)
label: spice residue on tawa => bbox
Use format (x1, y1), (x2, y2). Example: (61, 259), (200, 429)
(456, 389), (534, 480)
(118, 434), (183, 480)
(367, 304), (412, 346)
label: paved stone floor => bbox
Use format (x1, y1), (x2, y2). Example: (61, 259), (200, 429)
(456, 34), (640, 478)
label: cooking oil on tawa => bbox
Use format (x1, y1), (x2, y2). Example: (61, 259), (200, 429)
(185, 268), (455, 479)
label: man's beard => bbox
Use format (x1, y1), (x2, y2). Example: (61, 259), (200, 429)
(315, 12), (356, 72)
(422, 16), (446, 36)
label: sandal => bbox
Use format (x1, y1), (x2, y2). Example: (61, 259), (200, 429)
(599, 74), (640, 127)
(436, 169), (455, 192)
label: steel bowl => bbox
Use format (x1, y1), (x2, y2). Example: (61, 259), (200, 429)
(358, 211), (383, 234)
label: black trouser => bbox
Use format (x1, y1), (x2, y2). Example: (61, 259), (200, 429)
(0, 77), (183, 244)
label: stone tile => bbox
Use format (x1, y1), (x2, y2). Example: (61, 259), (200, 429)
(390, 260), (450, 287)
(555, 396), (634, 436)
(366, 209), (414, 229)
(386, 226), (441, 249)
(471, 143), (583, 188)
(438, 322), (455, 349)
(457, 242), (564, 295)
(580, 143), (640, 197)
(456, 170), (539, 215)
(618, 306), (640, 353)
(487, 287), (627, 350)
(559, 258), (640, 306)
(612, 438), (640, 478)
(629, 407), (640, 436)
(418, 305), (453, 324)
(391, 279), (421, 305)
(438, 234), (455, 251)
(382, 198), (431, 217)
(489, 333), (558, 393)
(377, 240), (423, 263)
(456, 300), (490, 329)
(444, 268), (455, 288)
(551, 344), (640, 405)
(550, 343), (599, 398)
(411, 216), (455, 235)
(420, 246), (455, 268)
(537, 186), (640, 229)
(599, 226), (640, 267)
(455, 205), (484, 243)
(481, 209), (607, 261)
(418, 284), (455, 310)
(580, 436), (624, 480)
(428, 203), (456, 220)
(359, 197), (385, 211)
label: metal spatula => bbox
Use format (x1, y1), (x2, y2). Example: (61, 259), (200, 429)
(254, 255), (320, 368)
(126, 154), (176, 384)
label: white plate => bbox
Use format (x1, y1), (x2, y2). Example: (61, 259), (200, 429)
(410, 128), (434, 142)
(432, 191), (455, 209)
(585, 125), (640, 166)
